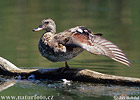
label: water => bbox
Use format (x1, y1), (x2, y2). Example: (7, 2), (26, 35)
(0, 79), (140, 100)
(0, 0), (140, 100)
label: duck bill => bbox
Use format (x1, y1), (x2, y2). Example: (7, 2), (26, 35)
(32, 25), (43, 32)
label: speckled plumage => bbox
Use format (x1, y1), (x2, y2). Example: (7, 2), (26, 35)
(33, 18), (131, 67)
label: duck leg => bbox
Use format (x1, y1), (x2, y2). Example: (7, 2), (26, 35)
(65, 61), (70, 69)
(59, 61), (70, 73)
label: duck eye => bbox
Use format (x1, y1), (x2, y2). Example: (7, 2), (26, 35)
(45, 22), (49, 24)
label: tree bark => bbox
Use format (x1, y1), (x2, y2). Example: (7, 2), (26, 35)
(0, 57), (140, 86)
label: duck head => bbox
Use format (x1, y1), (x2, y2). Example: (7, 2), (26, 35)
(33, 18), (56, 33)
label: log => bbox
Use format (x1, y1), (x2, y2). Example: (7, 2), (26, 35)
(0, 57), (140, 86)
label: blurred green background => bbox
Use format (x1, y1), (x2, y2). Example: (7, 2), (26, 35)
(0, 0), (140, 100)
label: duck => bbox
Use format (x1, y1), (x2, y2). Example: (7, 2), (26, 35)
(33, 18), (131, 68)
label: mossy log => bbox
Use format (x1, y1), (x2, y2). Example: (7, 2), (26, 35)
(0, 57), (140, 86)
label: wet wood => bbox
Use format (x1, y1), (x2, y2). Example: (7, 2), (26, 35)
(0, 57), (140, 86)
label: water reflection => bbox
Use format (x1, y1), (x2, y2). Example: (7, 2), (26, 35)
(0, 79), (140, 100)
(0, 79), (16, 92)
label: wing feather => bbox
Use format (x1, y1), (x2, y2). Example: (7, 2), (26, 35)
(70, 26), (131, 67)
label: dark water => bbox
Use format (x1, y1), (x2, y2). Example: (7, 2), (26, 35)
(0, 0), (140, 100)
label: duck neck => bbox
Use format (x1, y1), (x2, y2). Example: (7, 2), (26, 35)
(45, 25), (56, 34)
(47, 30), (56, 35)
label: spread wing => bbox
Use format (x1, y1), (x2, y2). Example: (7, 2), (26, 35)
(68, 26), (131, 67)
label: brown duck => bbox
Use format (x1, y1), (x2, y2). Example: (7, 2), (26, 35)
(33, 18), (131, 68)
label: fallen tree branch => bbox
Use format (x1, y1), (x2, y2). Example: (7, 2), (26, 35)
(0, 57), (140, 86)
